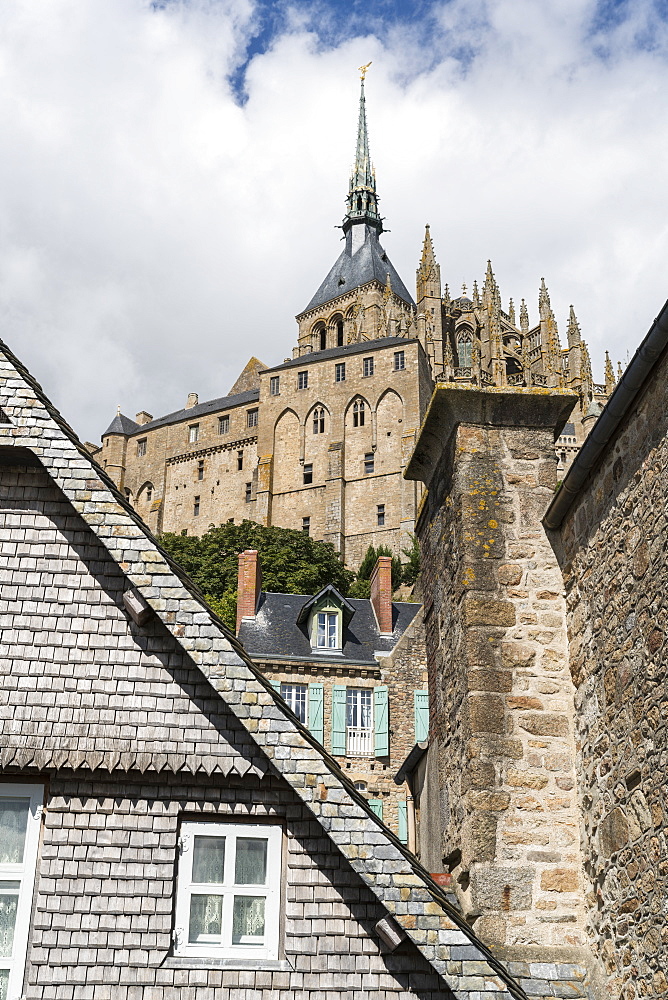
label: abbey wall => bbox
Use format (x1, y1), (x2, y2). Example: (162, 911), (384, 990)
(548, 335), (668, 998)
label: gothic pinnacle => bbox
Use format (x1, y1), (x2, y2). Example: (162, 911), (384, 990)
(344, 70), (381, 231)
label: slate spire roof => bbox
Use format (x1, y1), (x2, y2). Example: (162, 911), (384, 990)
(301, 75), (414, 314)
(0, 338), (528, 1000)
(101, 409), (140, 437)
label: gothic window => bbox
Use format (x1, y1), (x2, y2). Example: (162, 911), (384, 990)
(356, 196), (362, 211)
(336, 320), (344, 347)
(312, 408), (325, 434)
(352, 400), (365, 427)
(456, 331), (472, 368)
(319, 327), (327, 351)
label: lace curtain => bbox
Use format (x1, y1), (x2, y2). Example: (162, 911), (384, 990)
(0, 800), (28, 865)
(188, 894), (222, 942)
(235, 839), (267, 885)
(192, 837), (225, 884)
(232, 896), (265, 942)
(0, 892), (17, 959)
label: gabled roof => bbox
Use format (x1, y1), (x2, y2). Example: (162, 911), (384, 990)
(103, 388), (259, 439)
(0, 338), (528, 1000)
(295, 584), (356, 626)
(240, 592), (417, 664)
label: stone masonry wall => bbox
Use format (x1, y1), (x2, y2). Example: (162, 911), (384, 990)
(553, 343), (668, 999)
(415, 390), (591, 983)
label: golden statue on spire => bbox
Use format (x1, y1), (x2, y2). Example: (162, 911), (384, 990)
(358, 61), (372, 81)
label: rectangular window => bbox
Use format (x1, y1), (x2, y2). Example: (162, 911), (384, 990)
(193, 496), (200, 517)
(197, 460), (204, 481)
(363, 357), (374, 377)
(377, 503), (385, 526)
(345, 688), (373, 756)
(136, 438), (147, 457)
(364, 452), (374, 475)
(237, 450), (243, 471)
(298, 371), (308, 389)
(394, 350), (405, 371)
(302, 516), (310, 534)
(280, 684), (308, 725)
(335, 362), (346, 383)
(189, 424), (199, 444)
(175, 821), (282, 960)
(269, 376), (280, 396)
(0, 785), (43, 998)
(303, 463), (313, 485)
(316, 611), (338, 649)
(218, 415), (229, 435)
(245, 483), (252, 503)
(247, 409), (258, 429)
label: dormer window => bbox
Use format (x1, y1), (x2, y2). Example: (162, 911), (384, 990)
(297, 585), (354, 657)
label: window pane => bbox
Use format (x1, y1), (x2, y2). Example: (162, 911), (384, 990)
(235, 839), (267, 885)
(0, 800), (29, 864)
(0, 889), (18, 959)
(317, 612), (326, 646)
(232, 895), (265, 944)
(192, 837), (225, 884)
(189, 894), (222, 942)
(327, 613), (337, 648)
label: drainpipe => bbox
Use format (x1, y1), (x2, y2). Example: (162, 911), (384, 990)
(407, 793), (416, 854)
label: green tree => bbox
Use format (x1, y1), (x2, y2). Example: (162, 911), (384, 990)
(401, 535), (421, 586)
(159, 520), (355, 629)
(350, 544), (402, 596)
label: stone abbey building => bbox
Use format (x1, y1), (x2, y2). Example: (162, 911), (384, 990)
(94, 78), (611, 567)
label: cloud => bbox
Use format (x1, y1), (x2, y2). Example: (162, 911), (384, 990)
(0, 0), (667, 440)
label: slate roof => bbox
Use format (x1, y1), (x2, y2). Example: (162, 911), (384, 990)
(0, 337), (529, 1000)
(266, 335), (414, 373)
(302, 223), (415, 314)
(102, 388), (260, 439)
(239, 592), (420, 664)
(101, 411), (140, 437)
(559, 421), (576, 436)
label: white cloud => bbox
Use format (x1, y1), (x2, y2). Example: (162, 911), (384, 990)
(0, 0), (667, 440)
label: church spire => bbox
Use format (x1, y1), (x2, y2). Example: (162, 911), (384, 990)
(344, 67), (382, 233)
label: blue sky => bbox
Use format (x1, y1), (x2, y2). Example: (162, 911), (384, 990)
(2, 0), (668, 438)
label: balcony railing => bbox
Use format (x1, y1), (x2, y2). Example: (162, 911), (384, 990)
(346, 727), (373, 757)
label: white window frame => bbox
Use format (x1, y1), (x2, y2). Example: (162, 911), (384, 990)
(345, 688), (373, 756)
(0, 783), (43, 1000)
(269, 376), (280, 396)
(188, 424), (199, 444)
(280, 683), (308, 725)
(175, 822), (282, 961)
(218, 415), (230, 434)
(314, 611), (339, 650)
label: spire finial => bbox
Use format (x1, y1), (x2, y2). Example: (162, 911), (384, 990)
(117, 405), (121, 416)
(344, 68), (382, 233)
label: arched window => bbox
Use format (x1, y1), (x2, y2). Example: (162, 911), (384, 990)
(336, 320), (344, 347)
(352, 400), (365, 427)
(356, 196), (362, 211)
(457, 330), (473, 367)
(313, 407), (325, 434)
(319, 327), (327, 351)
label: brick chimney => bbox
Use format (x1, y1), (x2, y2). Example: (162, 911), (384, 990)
(236, 549), (262, 633)
(370, 556), (393, 635)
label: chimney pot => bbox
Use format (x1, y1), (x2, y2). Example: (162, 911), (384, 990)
(370, 556), (393, 635)
(186, 393), (198, 409)
(236, 549), (262, 633)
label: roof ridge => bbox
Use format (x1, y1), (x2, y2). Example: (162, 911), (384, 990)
(0, 339), (527, 1000)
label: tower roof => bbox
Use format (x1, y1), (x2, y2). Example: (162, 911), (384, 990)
(101, 411), (140, 438)
(343, 74), (382, 232)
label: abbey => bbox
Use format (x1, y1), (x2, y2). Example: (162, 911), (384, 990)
(94, 78), (611, 565)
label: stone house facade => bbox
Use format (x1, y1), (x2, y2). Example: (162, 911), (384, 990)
(405, 293), (668, 998)
(234, 551), (428, 846)
(92, 80), (611, 564)
(0, 333), (565, 1000)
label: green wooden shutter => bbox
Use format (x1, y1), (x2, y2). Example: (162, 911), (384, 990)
(368, 798), (383, 820)
(414, 689), (429, 743)
(398, 800), (408, 843)
(374, 685), (389, 757)
(331, 685), (346, 755)
(308, 683), (324, 744)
